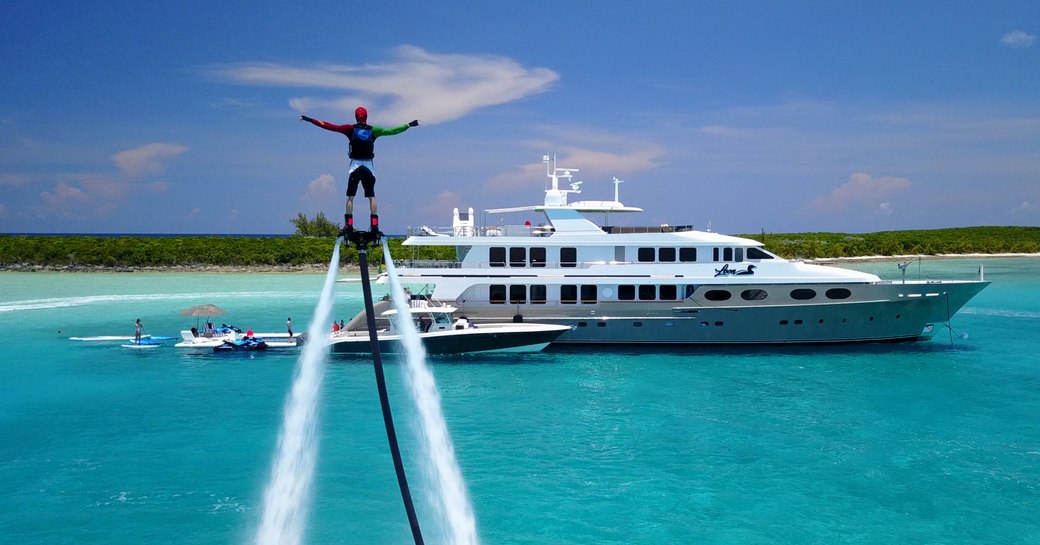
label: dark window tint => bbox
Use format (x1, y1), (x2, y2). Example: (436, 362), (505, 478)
(489, 284), (506, 304)
(685, 285), (697, 298)
(638, 247), (655, 262)
(561, 247), (577, 268)
(530, 285), (547, 304)
(679, 247), (697, 262)
(561, 285), (578, 304)
(704, 290), (732, 301)
(618, 285), (635, 300)
(509, 247), (526, 267)
(790, 288), (817, 300)
(658, 248), (676, 262)
(489, 247), (505, 267)
(530, 247), (546, 267)
(580, 285), (597, 304)
(638, 285), (656, 300)
(659, 285), (678, 300)
(741, 289), (768, 301)
(746, 247), (773, 259)
(826, 288), (852, 300)
(723, 247), (733, 261)
(509, 285), (526, 304)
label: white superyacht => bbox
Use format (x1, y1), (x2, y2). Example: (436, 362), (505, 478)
(392, 156), (988, 345)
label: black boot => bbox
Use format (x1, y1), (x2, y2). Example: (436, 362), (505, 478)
(339, 214), (353, 238)
(369, 214), (382, 239)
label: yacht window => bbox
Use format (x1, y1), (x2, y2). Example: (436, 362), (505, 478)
(713, 247), (720, 261)
(658, 248), (676, 262)
(510, 285), (526, 304)
(561, 285), (578, 304)
(735, 248), (744, 262)
(685, 285), (698, 298)
(489, 247), (506, 267)
(489, 284), (506, 304)
(561, 247), (577, 268)
(723, 247), (733, 261)
(659, 285), (678, 300)
(614, 246), (625, 262)
(826, 288), (852, 300)
(679, 247), (697, 262)
(618, 285), (635, 300)
(509, 247), (526, 267)
(530, 247), (546, 268)
(638, 247), (655, 262)
(581, 285), (597, 304)
(746, 247), (773, 260)
(741, 289), (768, 301)
(530, 285), (547, 304)
(704, 289), (732, 301)
(790, 288), (817, 300)
(638, 285), (656, 300)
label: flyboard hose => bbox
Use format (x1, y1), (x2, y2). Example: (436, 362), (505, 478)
(354, 237), (426, 545)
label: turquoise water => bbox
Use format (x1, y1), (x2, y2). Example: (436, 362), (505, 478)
(1, 258), (1037, 545)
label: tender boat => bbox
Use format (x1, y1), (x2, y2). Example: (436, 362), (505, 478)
(390, 155), (989, 345)
(328, 297), (570, 354)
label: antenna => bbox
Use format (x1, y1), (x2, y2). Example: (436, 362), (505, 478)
(612, 177), (624, 202)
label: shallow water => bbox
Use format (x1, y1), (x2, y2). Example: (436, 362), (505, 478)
(1, 258), (1037, 545)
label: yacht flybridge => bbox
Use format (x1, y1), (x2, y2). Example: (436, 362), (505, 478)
(393, 156), (988, 345)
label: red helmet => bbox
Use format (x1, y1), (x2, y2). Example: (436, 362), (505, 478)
(355, 106), (367, 123)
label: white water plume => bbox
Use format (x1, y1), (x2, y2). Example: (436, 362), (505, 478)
(254, 240), (341, 545)
(381, 240), (480, 545)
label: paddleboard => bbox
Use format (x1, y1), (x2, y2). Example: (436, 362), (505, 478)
(122, 341), (162, 349)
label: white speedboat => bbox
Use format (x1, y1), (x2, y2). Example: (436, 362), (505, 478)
(328, 298), (570, 354)
(391, 156), (989, 345)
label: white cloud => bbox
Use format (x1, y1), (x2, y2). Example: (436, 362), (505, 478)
(112, 143), (188, 178)
(1001, 30), (1035, 48)
(1012, 201), (1034, 213)
(811, 173), (911, 211)
(212, 46), (559, 124)
(299, 173), (337, 204)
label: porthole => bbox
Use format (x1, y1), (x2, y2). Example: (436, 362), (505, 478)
(779, 320), (789, 325)
(597, 322), (607, 327)
(577, 321), (588, 327)
(794, 319), (803, 325)
(714, 321), (724, 327)
(704, 289), (732, 301)
(790, 288), (817, 300)
(633, 322), (643, 327)
(826, 288), (852, 300)
(741, 289), (768, 301)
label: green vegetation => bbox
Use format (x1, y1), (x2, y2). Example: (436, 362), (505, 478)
(0, 226), (1036, 270)
(290, 212), (341, 238)
(743, 226), (1040, 259)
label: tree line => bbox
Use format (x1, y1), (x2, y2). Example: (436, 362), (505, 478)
(1, 219), (1037, 269)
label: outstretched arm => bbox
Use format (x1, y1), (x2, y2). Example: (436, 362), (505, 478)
(373, 120), (420, 137)
(299, 115), (354, 134)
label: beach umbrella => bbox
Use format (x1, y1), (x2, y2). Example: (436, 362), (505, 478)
(179, 304), (228, 328)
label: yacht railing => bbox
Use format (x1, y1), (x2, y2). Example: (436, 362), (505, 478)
(407, 224), (695, 237)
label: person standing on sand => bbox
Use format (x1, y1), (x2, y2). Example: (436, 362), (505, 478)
(299, 107), (419, 237)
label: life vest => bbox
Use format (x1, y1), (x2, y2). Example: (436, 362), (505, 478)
(348, 124), (375, 160)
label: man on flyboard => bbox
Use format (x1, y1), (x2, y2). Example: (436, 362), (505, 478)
(300, 107), (419, 240)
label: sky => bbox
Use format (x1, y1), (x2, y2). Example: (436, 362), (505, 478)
(2, 1), (1038, 236)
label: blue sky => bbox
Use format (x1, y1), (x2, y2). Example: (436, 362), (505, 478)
(2, 1), (1037, 235)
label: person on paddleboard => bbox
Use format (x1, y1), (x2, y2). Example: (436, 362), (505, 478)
(299, 107), (419, 238)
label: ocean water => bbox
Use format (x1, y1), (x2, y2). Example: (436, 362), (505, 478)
(0, 258), (1037, 545)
